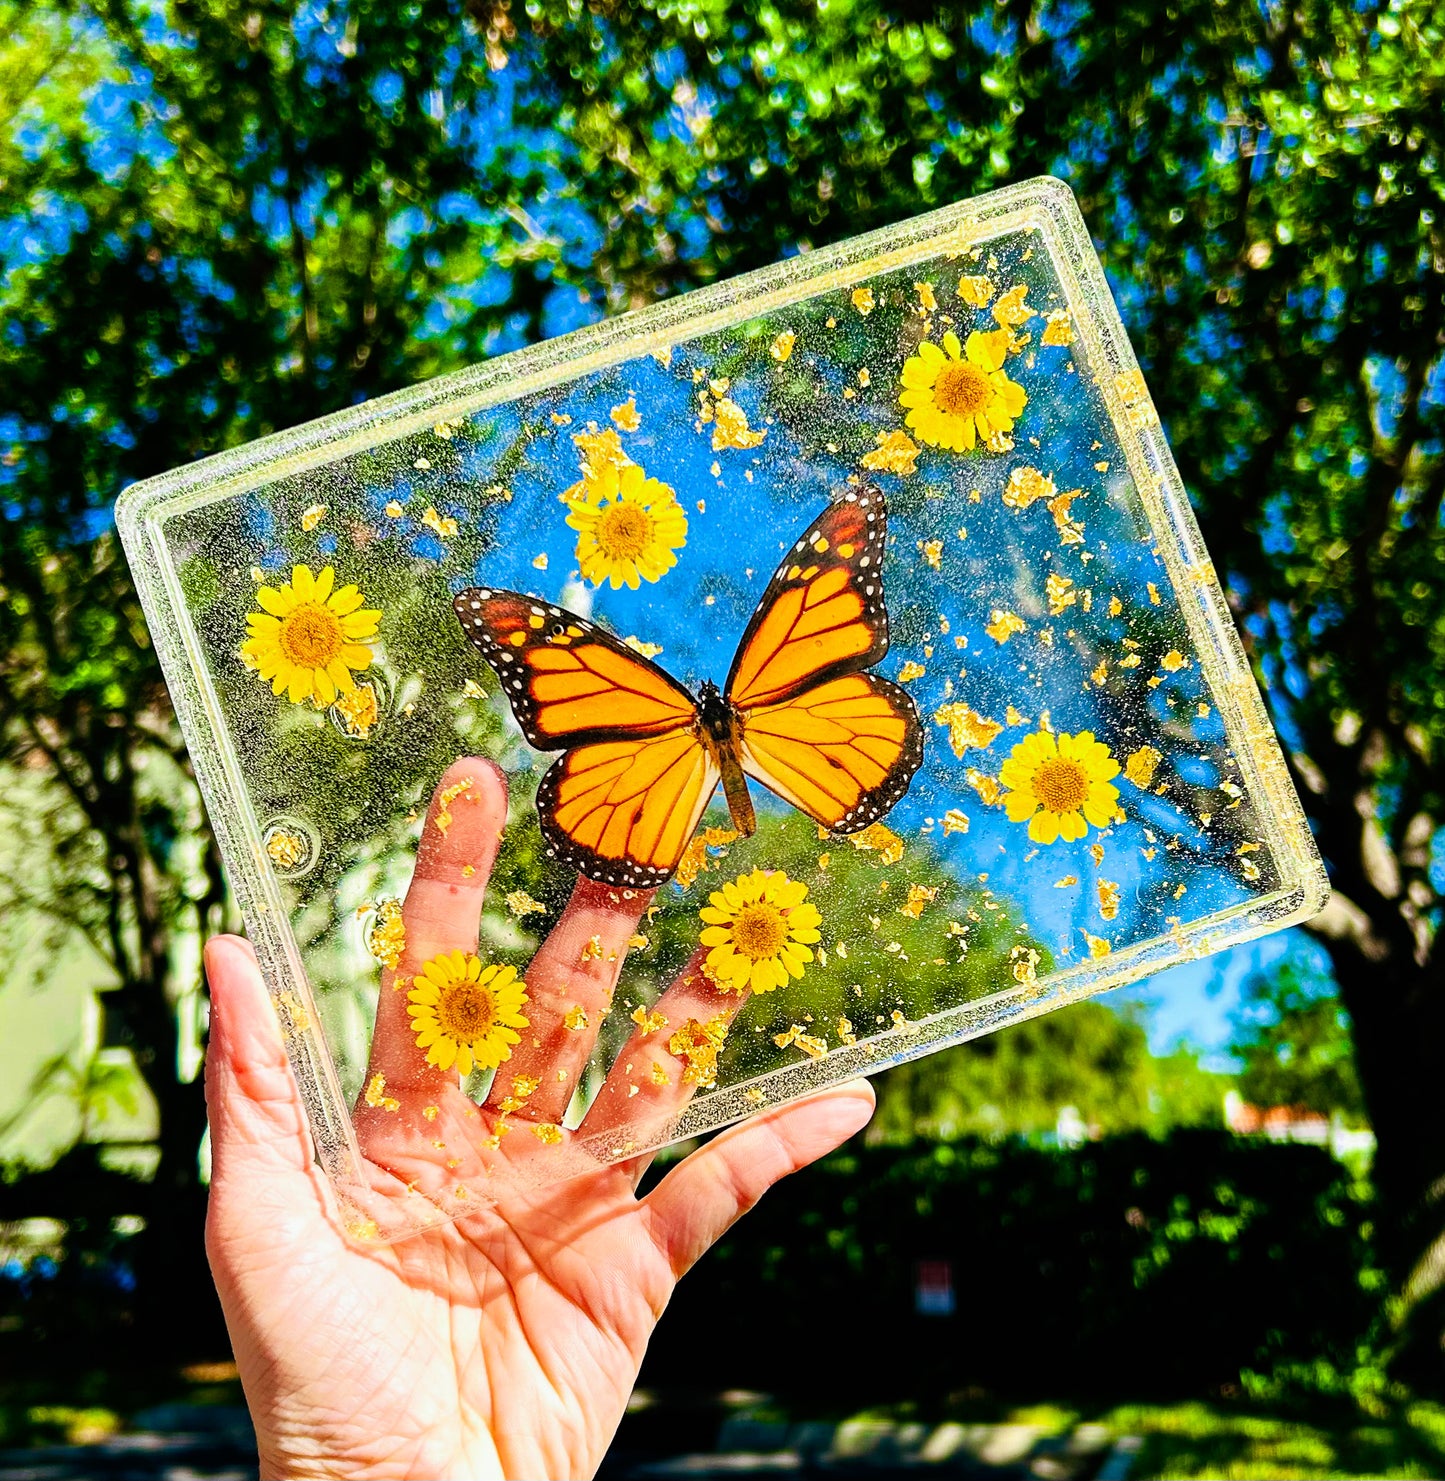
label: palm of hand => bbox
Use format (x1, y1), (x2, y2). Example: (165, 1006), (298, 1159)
(204, 759), (873, 1480)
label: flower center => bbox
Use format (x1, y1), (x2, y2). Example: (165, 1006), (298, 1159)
(730, 902), (790, 961)
(438, 982), (496, 1044)
(933, 362), (991, 417)
(595, 501), (654, 561)
(1033, 756), (1090, 816)
(277, 601), (344, 669)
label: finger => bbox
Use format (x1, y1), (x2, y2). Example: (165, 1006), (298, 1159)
(204, 935), (325, 1213)
(365, 758), (508, 1097)
(482, 876), (652, 1124)
(578, 946), (748, 1142)
(643, 1079), (875, 1279)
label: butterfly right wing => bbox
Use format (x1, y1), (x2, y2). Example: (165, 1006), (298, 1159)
(454, 588), (718, 887)
(454, 588), (698, 748)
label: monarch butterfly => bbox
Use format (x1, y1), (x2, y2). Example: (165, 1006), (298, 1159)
(454, 485), (924, 888)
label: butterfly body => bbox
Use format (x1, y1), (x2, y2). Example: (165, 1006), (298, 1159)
(455, 487), (923, 888)
(695, 678), (758, 837)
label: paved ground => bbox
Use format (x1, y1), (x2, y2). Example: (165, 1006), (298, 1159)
(0, 1407), (1140, 1480)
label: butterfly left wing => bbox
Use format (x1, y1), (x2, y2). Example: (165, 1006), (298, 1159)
(536, 730), (721, 888)
(739, 672), (923, 835)
(725, 484), (891, 711)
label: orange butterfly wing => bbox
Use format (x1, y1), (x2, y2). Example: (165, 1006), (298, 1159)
(725, 485), (891, 710)
(740, 673), (922, 835)
(726, 488), (923, 833)
(454, 589), (719, 886)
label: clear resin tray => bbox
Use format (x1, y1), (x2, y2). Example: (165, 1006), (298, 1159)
(117, 177), (1327, 1241)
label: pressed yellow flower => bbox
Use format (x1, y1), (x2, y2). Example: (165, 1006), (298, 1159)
(699, 868), (822, 995)
(241, 565), (380, 707)
(406, 951), (530, 1077)
(999, 729), (1121, 845)
(564, 461), (687, 590)
(898, 329), (1027, 453)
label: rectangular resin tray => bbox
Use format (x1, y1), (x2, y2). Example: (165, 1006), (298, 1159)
(118, 177), (1327, 1241)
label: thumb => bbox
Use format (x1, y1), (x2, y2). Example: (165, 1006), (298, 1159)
(204, 934), (327, 1225)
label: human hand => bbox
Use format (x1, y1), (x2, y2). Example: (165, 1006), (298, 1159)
(203, 757), (874, 1480)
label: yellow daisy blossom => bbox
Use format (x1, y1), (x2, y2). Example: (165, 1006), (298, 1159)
(699, 868), (822, 995)
(406, 951), (530, 1077)
(898, 329), (1027, 453)
(564, 461), (688, 589)
(241, 565), (381, 707)
(999, 729), (1121, 845)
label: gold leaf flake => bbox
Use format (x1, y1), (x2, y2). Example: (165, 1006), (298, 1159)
(1108, 596), (1124, 617)
(744, 1087), (766, 1104)
(1160, 650), (1188, 672)
(265, 830), (307, 868)
(505, 890), (547, 919)
(1045, 572), (1076, 616)
(850, 823), (905, 865)
(580, 934), (605, 962)
(899, 884), (938, 920)
(1046, 487), (1086, 543)
(706, 397), (766, 451)
(958, 275), (994, 307)
(631, 1006), (668, 1036)
(1098, 880), (1121, 921)
(942, 808), (970, 836)
(919, 538), (943, 570)
(897, 660), (927, 683)
(573, 426), (633, 476)
(1091, 659), (1109, 686)
(851, 286), (875, 315)
(933, 703), (1002, 756)
(364, 1073), (400, 1112)
(774, 1023), (828, 1059)
(1055, 875), (1078, 888)
(1010, 946), (1040, 983)
(1241, 859), (1262, 882)
(770, 330), (796, 362)
(1003, 464), (1055, 510)
(1041, 310), (1074, 346)
(985, 609), (1026, 643)
(837, 1016), (856, 1045)
(992, 284), (1036, 327)
(649, 1062), (671, 1086)
(1123, 746), (1163, 789)
(334, 682), (379, 739)
(623, 635), (664, 658)
(550, 411), (573, 425)
(861, 429), (922, 475)
(1005, 705), (1028, 727)
(366, 898), (406, 970)
(966, 768), (1003, 805)
(1147, 582), (1162, 606)
(434, 777), (472, 836)
(532, 552), (549, 570)
(670, 1016), (730, 1086)
(914, 281), (937, 311)
(301, 504), (327, 531)
(564, 1005), (589, 1031)
(533, 1123), (564, 1145)
(1197, 702), (1211, 718)
(421, 506), (458, 538)
(1081, 930), (1112, 959)
(610, 396), (641, 431)
(463, 678), (486, 698)
(1115, 369), (1159, 427)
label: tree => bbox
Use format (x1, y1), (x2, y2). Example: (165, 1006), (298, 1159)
(1233, 941), (1367, 1124)
(2, 0), (1442, 1374)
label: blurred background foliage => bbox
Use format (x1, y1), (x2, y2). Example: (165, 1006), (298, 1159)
(0, 0), (1442, 1455)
